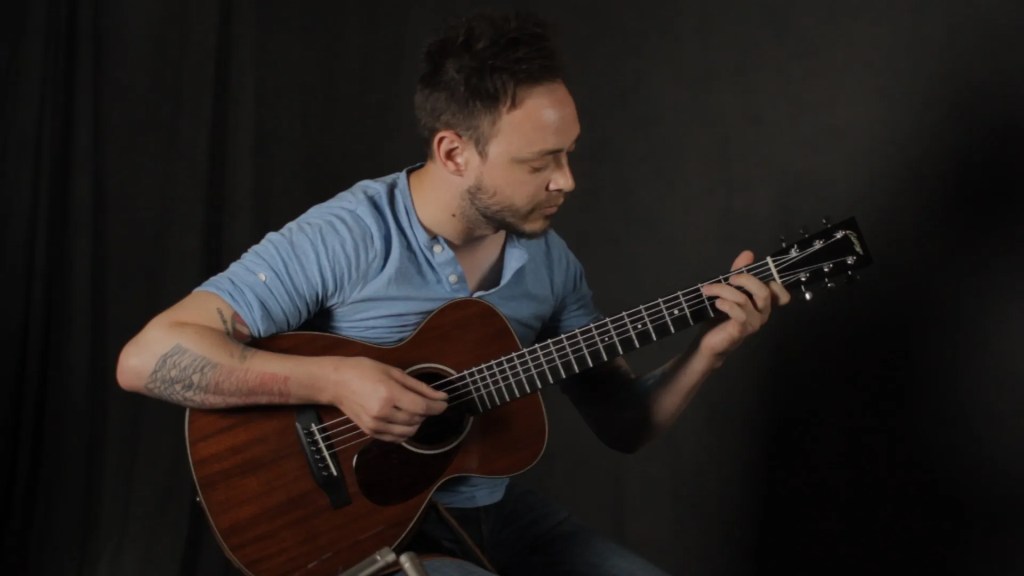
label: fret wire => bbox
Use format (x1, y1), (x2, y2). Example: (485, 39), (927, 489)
(471, 367), (491, 411)
(699, 283), (714, 317)
(471, 367), (488, 410)
(505, 356), (522, 398)
(624, 310), (640, 348)
(590, 323), (608, 361)
(656, 297), (676, 334)
(564, 334), (580, 373)
(610, 316), (625, 355)
(641, 305), (657, 341)
(548, 339), (566, 379)
(521, 347), (543, 392)
(497, 358), (512, 402)
(539, 343), (555, 385)
(510, 356), (524, 398)
(484, 365), (502, 407)
(680, 290), (693, 324)
(465, 372), (484, 413)
(580, 329), (594, 368)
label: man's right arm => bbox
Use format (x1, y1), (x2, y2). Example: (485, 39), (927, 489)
(117, 291), (320, 408)
(116, 291), (447, 442)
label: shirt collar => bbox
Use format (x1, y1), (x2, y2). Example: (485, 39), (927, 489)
(396, 164), (529, 292)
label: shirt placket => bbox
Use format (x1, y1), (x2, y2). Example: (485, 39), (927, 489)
(427, 238), (468, 295)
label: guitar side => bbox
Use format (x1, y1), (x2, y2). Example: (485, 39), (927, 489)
(186, 299), (548, 575)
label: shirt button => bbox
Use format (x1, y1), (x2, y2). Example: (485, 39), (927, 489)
(432, 243), (443, 254)
(448, 274), (459, 284)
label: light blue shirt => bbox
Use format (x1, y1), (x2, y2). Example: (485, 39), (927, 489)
(198, 166), (600, 507)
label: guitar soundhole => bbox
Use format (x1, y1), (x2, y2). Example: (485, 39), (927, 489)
(403, 366), (472, 454)
(353, 364), (471, 506)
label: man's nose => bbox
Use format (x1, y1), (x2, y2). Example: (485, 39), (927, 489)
(548, 159), (575, 193)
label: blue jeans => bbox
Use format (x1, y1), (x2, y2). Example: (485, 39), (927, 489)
(399, 482), (669, 576)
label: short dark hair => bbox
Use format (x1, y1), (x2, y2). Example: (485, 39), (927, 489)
(414, 11), (564, 157)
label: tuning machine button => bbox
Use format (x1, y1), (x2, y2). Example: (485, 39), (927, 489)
(801, 285), (813, 301)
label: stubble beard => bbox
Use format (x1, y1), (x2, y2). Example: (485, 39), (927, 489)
(463, 178), (550, 239)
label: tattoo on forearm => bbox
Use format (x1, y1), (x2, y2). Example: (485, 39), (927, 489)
(216, 307), (256, 363)
(144, 344), (289, 408)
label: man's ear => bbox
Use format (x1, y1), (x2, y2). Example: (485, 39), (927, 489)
(433, 130), (475, 175)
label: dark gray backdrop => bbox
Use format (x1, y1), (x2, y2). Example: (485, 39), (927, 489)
(4, 0), (1023, 574)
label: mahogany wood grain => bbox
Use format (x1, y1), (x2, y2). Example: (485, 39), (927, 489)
(186, 298), (548, 575)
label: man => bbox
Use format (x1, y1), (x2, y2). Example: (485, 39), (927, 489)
(117, 11), (789, 575)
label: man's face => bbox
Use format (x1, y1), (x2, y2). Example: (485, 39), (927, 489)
(464, 82), (580, 238)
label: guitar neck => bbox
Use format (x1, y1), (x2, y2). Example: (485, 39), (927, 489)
(454, 217), (871, 415)
(454, 270), (738, 414)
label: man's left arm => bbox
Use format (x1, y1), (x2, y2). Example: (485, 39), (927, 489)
(563, 250), (791, 453)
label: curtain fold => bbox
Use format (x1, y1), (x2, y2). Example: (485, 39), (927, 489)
(4, 1), (98, 572)
(3, 1), (242, 573)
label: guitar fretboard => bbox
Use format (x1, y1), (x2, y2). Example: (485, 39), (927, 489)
(452, 276), (741, 414)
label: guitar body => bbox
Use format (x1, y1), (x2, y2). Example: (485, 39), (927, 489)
(186, 299), (548, 575)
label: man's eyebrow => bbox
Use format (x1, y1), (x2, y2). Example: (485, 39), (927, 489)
(516, 139), (579, 161)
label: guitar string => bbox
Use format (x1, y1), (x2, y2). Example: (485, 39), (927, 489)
(310, 237), (844, 438)
(315, 259), (848, 455)
(310, 250), (840, 450)
(309, 242), (846, 446)
(309, 257), (789, 442)
(315, 263), (835, 455)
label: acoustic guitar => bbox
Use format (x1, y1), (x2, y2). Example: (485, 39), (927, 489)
(186, 217), (871, 575)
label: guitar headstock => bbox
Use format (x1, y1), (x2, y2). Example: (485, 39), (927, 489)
(768, 217), (872, 301)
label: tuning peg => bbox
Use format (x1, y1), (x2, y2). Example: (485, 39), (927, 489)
(825, 277), (837, 290)
(779, 235), (787, 248)
(845, 270), (859, 285)
(821, 216), (831, 227)
(799, 226), (808, 238)
(800, 285), (813, 301)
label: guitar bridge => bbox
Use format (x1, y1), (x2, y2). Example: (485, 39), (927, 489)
(295, 407), (352, 509)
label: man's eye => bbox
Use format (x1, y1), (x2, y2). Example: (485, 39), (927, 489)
(528, 163), (548, 173)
